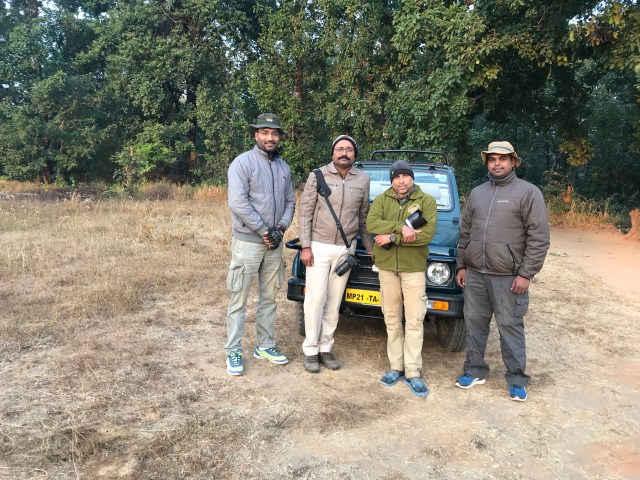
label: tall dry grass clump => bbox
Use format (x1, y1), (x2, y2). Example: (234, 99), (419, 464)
(546, 194), (626, 230)
(0, 179), (41, 193)
(122, 182), (229, 203)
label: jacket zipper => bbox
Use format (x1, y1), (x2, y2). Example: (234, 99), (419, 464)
(269, 159), (276, 227)
(481, 185), (499, 272)
(337, 177), (345, 245)
(395, 200), (403, 275)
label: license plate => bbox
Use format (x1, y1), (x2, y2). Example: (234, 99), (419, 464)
(344, 288), (380, 306)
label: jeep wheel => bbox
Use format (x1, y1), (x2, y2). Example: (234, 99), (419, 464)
(296, 303), (305, 336)
(435, 317), (465, 352)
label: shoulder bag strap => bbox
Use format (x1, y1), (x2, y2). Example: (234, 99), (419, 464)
(313, 169), (351, 248)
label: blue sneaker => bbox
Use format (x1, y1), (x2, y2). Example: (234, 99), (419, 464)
(226, 351), (243, 376)
(455, 374), (486, 389)
(253, 346), (289, 364)
(509, 384), (527, 402)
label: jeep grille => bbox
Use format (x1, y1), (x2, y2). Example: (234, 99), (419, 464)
(351, 254), (379, 286)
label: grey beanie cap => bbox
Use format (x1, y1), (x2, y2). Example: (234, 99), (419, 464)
(331, 135), (358, 158)
(390, 160), (414, 181)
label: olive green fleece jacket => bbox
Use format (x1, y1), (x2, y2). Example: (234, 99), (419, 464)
(366, 185), (437, 273)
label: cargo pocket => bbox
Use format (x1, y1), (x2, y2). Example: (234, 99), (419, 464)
(514, 296), (529, 318)
(226, 261), (244, 292)
(418, 293), (428, 320)
(275, 262), (284, 289)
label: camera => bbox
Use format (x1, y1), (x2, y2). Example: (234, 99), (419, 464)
(335, 254), (358, 277)
(405, 209), (427, 229)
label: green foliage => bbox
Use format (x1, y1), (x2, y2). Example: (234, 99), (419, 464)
(0, 0), (637, 212)
(113, 124), (178, 186)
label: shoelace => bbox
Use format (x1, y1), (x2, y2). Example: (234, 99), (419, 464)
(229, 352), (242, 366)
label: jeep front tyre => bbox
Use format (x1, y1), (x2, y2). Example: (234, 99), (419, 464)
(435, 317), (465, 352)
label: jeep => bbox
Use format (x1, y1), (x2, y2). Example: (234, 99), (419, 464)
(286, 150), (465, 352)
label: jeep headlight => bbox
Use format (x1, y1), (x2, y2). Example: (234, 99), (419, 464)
(427, 262), (451, 285)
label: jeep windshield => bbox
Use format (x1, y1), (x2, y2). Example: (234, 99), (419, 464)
(366, 168), (454, 211)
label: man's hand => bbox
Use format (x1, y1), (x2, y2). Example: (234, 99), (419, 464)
(456, 268), (466, 288)
(262, 226), (284, 250)
(374, 234), (394, 247)
(401, 224), (416, 243)
(300, 247), (314, 266)
(511, 275), (530, 295)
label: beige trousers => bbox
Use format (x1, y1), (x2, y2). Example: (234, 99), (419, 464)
(378, 269), (427, 378)
(302, 241), (352, 356)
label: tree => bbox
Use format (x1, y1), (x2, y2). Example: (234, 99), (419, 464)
(0, 1), (112, 182)
(247, 0), (329, 178)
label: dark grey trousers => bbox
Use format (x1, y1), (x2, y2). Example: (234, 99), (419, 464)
(463, 268), (531, 386)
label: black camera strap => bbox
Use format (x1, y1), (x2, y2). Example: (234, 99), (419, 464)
(313, 169), (352, 248)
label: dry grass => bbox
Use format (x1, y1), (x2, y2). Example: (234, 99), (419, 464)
(0, 179), (43, 193)
(546, 194), (627, 230)
(1, 191), (639, 480)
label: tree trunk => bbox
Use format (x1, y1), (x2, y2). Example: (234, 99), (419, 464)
(624, 209), (640, 240)
(185, 86), (197, 182)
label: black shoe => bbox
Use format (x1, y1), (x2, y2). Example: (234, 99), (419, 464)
(319, 352), (340, 370)
(304, 355), (320, 373)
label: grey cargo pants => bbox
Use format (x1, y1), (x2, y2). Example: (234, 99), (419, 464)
(463, 268), (531, 386)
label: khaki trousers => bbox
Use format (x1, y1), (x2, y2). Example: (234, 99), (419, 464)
(378, 269), (427, 378)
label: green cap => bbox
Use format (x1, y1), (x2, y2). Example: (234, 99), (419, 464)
(249, 113), (285, 135)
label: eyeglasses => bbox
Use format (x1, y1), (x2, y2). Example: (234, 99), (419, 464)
(335, 147), (355, 153)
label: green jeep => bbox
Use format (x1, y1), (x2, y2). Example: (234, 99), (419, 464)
(286, 150), (465, 352)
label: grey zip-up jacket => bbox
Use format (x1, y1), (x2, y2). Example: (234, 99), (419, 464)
(228, 145), (295, 244)
(298, 162), (373, 251)
(457, 170), (550, 279)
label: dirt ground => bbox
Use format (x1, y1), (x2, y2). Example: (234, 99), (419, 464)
(234, 226), (640, 480)
(549, 227), (640, 297)
(1, 199), (639, 479)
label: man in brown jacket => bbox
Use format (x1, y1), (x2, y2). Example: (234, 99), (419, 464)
(454, 141), (550, 402)
(298, 135), (373, 373)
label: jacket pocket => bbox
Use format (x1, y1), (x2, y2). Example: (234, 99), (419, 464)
(487, 243), (513, 273)
(226, 261), (244, 292)
(507, 244), (526, 276)
(507, 245), (519, 275)
(463, 240), (482, 270)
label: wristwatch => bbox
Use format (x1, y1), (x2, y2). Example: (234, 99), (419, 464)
(389, 234), (397, 244)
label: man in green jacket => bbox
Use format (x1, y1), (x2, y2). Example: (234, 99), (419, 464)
(367, 161), (437, 396)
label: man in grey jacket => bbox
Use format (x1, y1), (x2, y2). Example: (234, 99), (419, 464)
(224, 113), (296, 376)
(454, 141), (550, 401)
(298, 135), (373, 373)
